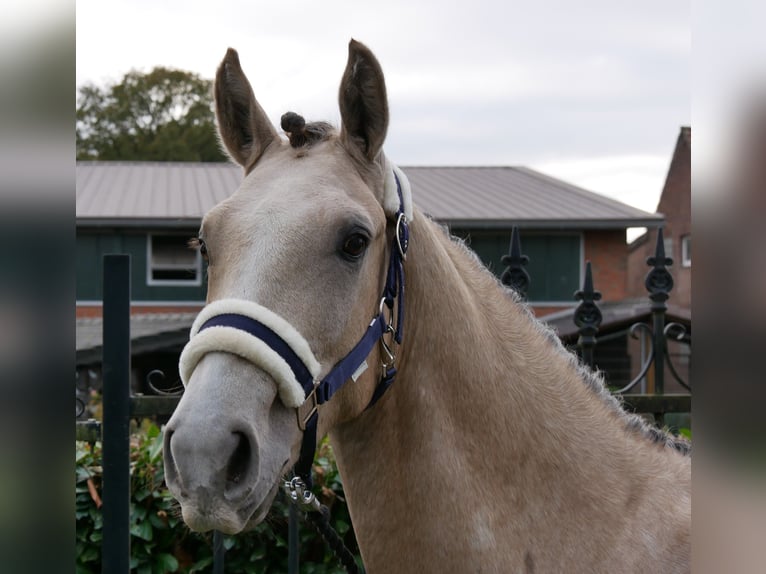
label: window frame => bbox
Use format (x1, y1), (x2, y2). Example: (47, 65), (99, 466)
(146, 232), (202, 287)
(681, 234), (691, 267)
(527, 232), (584, 306)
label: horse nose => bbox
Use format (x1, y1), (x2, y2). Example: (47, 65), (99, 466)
(163, 421), (258, 503)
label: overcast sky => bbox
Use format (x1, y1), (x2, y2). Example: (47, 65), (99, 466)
(76, 1), (690, 216)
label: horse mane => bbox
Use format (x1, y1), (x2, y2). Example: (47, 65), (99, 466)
(280, 112), (335, 149)
(443, 224), (691, 457)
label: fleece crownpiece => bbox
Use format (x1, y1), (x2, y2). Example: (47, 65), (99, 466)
(384, 160), (413, 221)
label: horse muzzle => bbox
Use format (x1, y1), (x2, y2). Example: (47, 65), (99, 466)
(163, 353), (297, 533)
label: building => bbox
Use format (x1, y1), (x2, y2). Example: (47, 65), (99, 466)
(627, 127), (691, 308)
(76, 163), (662, 316)
(545, 127), (692, 393)
(76, 161), (662, 399)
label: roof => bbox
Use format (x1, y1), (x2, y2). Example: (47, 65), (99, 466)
(405, 166), (661, 228)
(681, 126), (691, 146)
(76, 162), (241, 227)
(76, 162), (663, 229)
(77, 312), (197, 365)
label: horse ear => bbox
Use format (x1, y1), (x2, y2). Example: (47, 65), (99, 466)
(215, 48), (279, 168)
(338, 40), (389, 161)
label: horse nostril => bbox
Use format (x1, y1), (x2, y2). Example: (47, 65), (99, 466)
(163, 429), (178, 480)
(226, 432), (251, 487)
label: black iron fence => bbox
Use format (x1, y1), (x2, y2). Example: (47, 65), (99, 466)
(501, 226), (690, 424)
(76, 228), (691, 572)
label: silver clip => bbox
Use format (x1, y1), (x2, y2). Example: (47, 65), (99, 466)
(282, 476), (322, 512)
(380, 326), (396, 368)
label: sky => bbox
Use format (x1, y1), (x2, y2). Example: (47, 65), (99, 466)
(76, 0), (690, 220)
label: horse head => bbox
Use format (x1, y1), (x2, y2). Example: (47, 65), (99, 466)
(163, 40), (405, 534)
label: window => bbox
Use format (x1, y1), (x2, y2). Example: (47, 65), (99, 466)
(681, 235), (691, 267)
(663, 236), (674, 260)
(451, 229), (582, 303)
(147, 234), (201, 285)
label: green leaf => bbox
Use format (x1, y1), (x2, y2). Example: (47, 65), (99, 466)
(132, 505), (148, 521)
(148, 437), (164, 463)
(130, 519), (153, 542)
(134, 488), (151, 502)
(223, 535), (236, 550)
(190, 556), (214, 572)
(154, 552), (179, 573)
(78, 545), (99, 563)
(149, 511), (168, 529)
(146, 423), (160, 439)
(250, 547), (267, 560)
(333, 519), (349, 535)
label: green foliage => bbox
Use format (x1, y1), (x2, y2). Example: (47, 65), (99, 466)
(76, 423), (360, 573)
(76, 67), (227, 162)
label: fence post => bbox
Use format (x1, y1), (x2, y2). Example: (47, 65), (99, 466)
(501, 226), (530, 299)
(574, 261), (602, 368)
(213, 530), (225, 573)
(645, 228), (673, 425)
(101, 254), (132, 574)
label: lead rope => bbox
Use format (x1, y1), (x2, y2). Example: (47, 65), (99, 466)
(306, 507), (362, 574)
(285, 476), (363, 573)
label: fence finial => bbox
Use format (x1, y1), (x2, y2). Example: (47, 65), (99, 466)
(574, 261), (602, 367)
(645, 227), (674, 305)
(501, 227), (530, 299)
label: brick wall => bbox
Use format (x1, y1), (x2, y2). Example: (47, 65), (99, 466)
(628, 127), (691, 308)
(583, 229), (629, 301)
(76, 304), (204, 318)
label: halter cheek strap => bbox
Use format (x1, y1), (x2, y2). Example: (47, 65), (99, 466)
(178, 170), (410, 489)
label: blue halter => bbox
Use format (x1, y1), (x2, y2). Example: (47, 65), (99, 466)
(195, 174), (409, 488)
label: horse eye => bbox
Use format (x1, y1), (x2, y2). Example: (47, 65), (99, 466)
(341, 233), (368, 259)
(190, 237), (207, 258)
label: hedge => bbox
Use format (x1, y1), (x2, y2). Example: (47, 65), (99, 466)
(75, 422), (362, 573)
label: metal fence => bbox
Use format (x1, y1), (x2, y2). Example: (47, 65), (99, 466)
(76, 228), (691, 572)
(501, 226), (690, 424)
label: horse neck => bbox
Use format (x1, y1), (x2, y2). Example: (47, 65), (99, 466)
(328, 213), (687, 569)
(337, 213), (620, 460)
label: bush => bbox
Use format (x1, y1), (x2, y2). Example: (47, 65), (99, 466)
(75, 422), (361, 573)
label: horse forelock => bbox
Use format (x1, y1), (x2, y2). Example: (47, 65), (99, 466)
(280, 111), (336, 150)
(444, 227), (691, 457)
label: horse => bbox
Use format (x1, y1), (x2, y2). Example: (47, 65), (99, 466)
(163, 40), (691, 573)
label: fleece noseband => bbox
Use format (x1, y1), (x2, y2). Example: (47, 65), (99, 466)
(178, 167), (411, 487)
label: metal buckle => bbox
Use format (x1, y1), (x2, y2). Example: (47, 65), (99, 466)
(379, 296), (396, 332)
(297, 382), (319, 431)
(395, 213), (409, 260)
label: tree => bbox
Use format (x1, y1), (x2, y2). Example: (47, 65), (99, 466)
(76, 67), (227, 162)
